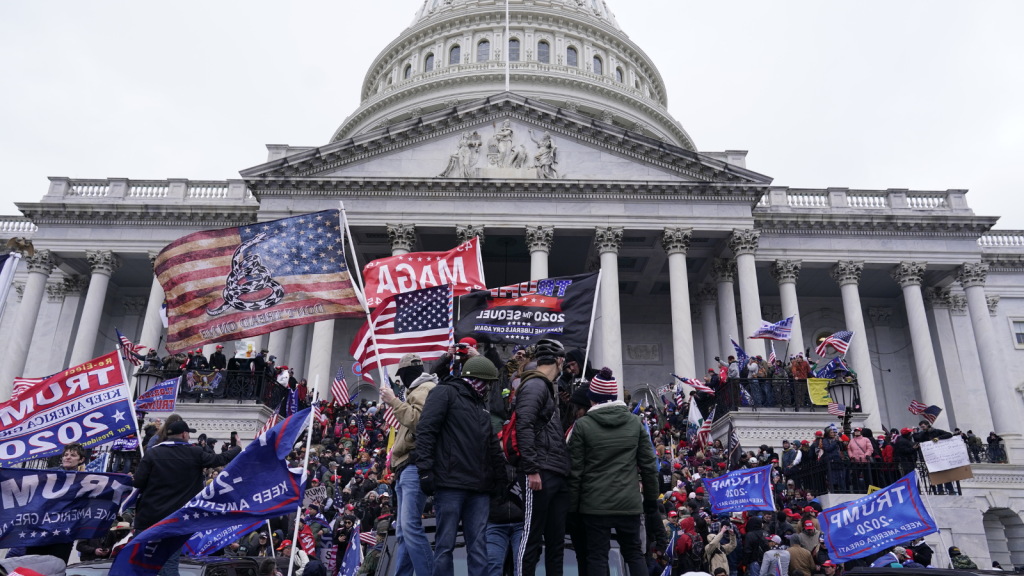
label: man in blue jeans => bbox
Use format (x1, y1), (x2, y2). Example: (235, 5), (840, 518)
(486, 462), (524, 576)
(381, 354), (438, 576)
(416, 357), (507, 576)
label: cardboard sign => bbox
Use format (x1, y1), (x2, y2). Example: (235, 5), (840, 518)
(920, 437), (971, 473)
(303, 485), (327, 506)
(928, 465), (973, 486)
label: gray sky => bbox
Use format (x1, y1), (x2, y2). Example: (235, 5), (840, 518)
(2, 1), (1022, 227)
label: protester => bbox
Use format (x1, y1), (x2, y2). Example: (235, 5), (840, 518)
(23, 443), (88, 562)
(759, 535), (790, 576)
(948, 546), (978, 569)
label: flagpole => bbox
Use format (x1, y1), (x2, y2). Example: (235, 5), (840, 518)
(116, 344), (145, 458)
(505, 0), (510, 92)
(287, 387), (318, 576)
(267, 519), (276, 558)
(339, 203), (390, 391)
(580, 269), (602, 388)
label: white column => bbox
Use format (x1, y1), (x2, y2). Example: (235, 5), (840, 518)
(0, 250), (60, 398)
(526, 225), (553, 281)
(868, 307), (899, 423)
(729, 229), (765, 358)
(69, 250), (122, 366)
(387, 223), (416, 256)
(307, 320), (335, 400)
(711, 259), (739, 360)
(662, 228), (695, 378)
(696, 284), (719, 372)
(830, 261), (881, 430)
(139, 252), (165, 352)
(595, 227), (623, 396)
(48, 277), (88, 375)
(957, 263), (1022, 461)
(771, 260), (805, 357)
(890, 262), (949, 430)
(288, 323), (310, 378)
(267, 329), (290, 365)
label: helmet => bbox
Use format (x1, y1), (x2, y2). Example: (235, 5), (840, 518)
(533, 338), (566, 361)
(462, 356), (498, 381)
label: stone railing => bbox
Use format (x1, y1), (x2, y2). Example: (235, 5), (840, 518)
(45, 177), (254, 203)
(0, 217), (38, 235)
(979, 231), (1024, 247)
(756, 188), (971, 214)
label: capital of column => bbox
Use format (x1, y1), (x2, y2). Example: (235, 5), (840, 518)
(594, 227), (623, 255)
(987, 294), (1000, 315)
(148, 250), (161, 271)
(62, 275), (89, 296)
(728, 228), (760, 256)
(949, 294), (968, 315)
(868, 307), (892, 326)
(830, 260), (864, 287)
(956, 262), (988, 289)
(86, 250), (123, 276)
(387, 223), (417, 253)
(45, 283), (66, 303)
(696, 283), (718, 304)
(890, 261), (927, 288)
(14, 282), (24, 302)
(769, 259), (802, 285)
(660, 228), (692, 256)
(923, 287), (952, 309)
(710, 259), (738, 283)
(456, 224), (486, 246)
(123, 297), (148, 316)
(525, 225), (554, 254)
(24, 249), (60, 275)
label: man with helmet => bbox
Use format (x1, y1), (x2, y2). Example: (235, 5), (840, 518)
(514, 338), (573, 576)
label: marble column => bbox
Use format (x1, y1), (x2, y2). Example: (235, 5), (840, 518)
(696, 284), (720, 372)
(288, 323), (311, 379)
(711, 259), (739, 360)
(730, 229), (765, 358)
(69, 250), (123, 367)
(662, 228), (695, 379)
(829, 261), (881, 430)
(947, 293), (995, 434)
(595, 227), (623, 395)
(891, 262), (948, 430)
(267, 329), (290, 366)
(49, 276), (88, 375)
(868, 307), (898, 423)
(771, 260), (805, 358)
(924, 289), (991, 432)
(0, 249), (60, 398)
(307, 320), (335, 400)
(139, 252), (165, 353)
(526, 225), (553, 281)
(456, 224), (485, 246)
(387, 223), (416, 256)
(957, 263), (1021, 460)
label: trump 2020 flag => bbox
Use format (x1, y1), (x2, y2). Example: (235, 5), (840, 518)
(704, 464), (776, 514)
(0, 469), (132, 547)
(154, 210), (364, 354)
(749, 316), (794, 341)
(184, 520), (264, 557)
(110, 408), (313, 576)
(135, 377), (179, 413)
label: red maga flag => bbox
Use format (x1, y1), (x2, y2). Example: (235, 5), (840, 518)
(155, 210), (364, 353)
(361, 237), (484, 307)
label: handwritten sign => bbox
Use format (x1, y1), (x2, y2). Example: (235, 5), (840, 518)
(920, 437), (971, 473)
(303, 486), (327, 507)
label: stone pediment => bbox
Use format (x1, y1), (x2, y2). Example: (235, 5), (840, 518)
(239, 93), (771, 186)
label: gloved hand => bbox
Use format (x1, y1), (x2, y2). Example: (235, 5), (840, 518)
(643, 499), (657, 515)
(419, 469), (436, 496)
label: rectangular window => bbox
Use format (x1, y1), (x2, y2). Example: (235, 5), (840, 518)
(538, 42), (550, 64)
(509, 39), (520, 62)
(1009, 318), (1024, 350)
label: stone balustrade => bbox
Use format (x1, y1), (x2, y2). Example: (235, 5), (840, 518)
(44, 177), (253, 203)
(756, 187), (971, 214)
(0, 218), (38, 236)
(979, 231), (1024, 248)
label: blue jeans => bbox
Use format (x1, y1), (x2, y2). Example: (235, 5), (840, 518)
(158, 546), (183, 576)
(486, 523), (523, 576)
(433, 488), (489, 576)
(393, 465), (434, 576)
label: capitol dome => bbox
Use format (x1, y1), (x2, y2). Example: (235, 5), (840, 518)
(331, 0), (697, 150)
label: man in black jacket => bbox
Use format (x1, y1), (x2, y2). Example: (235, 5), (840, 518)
(514, 338), (572, 576)
(913, 420), (955, 493)
(209, 344), (227, 371)
(894, 427), (919, 476)
(133, 419), (241, 574)
(416, 356), (506, 576)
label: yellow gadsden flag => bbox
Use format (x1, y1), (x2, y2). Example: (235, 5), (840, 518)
(807, 378), (834, 406)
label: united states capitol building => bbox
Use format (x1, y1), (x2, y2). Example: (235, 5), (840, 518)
(2, 0), (1024, 564)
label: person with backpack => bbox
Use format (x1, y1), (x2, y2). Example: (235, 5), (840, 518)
(705, 521), (739, 576)
(511, 339), (573, 576)
(759, 536), (790, 576)
(742, 516), (771, 576)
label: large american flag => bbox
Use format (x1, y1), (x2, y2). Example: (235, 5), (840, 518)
(349, 284), (452, 377)
(256, 404), (281, 437)
(908, 399), (928, 415)
(117, 328), (146, 367)
(673, 374), (714, 395)
(815, 330), (854, 356)
(154, 210), (364, 354)
(332, 365), (350, 405)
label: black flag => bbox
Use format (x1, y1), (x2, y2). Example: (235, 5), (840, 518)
(727, 421), (743, 470)
(455, 272), (598, 348)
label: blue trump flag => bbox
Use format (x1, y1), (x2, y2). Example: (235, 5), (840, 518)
(704, 464), (776, 514)
(110, 408), (312, 576)
(339, 526), (362, 576)
(0, 469), (133, 547)
(814, 357), (849, 379)
(135, 377), (179, 413)
(819, 471), (937, 562)
(749, 316), (794, 341)
(184, 520), (264, 557)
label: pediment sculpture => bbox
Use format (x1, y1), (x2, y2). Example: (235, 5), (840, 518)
(439, 120), (559, 179)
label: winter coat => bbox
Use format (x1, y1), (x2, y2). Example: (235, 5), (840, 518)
(209, 351), (227, 370)
(786, 542), (815, 576)
(567, 401), (659, 515)
(513, 370), (571, 477)
(489, 463), (523, 525)
(894, 435), (918, 463)
(705, 529), (739, 575)
(759, 549), (790, 576)
(790, 358), (811, 380)
(415, 376), (506, 493)
(133, 440), (241, 532)
(847, 436), (874, 462)
(914, 427), (953, 443)
(820, 437), (843, 463)
(385, 373), (438, 471)
(789, 530), (821, 554)
(742, 517), (770, 565)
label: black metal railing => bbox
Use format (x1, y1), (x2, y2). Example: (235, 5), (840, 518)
(134, 369), (281, 406)
(712, 378), (862, 413)
(784, 459), (965, 498)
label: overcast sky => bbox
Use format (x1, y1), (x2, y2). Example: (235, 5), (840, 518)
(1, 1), (1021, 228)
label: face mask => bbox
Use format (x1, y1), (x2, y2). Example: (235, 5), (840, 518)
(465, 377), (488, 399)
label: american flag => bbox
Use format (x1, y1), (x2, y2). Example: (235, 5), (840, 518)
(359, 529), (377, 547)
(908, 399), (928, 415)
(256, 405), (281, 437)
(697, 407), (715, 448)
(768, 342), (776, 364)
(815, 330), (854, 356)
(921, 405), (942, 425)
(350, 284), (451, 376)
(672, 374), (714, 395)
(313, 401), (328, 429)
(675, 393), (684, 410)
(332, 365), (350, 405)
(382, 384), (405, 430)
(116, 328), (146, 366)
(11, 374), (52, 401)
(153, 209), (364, 354)
(827, 402), (846, 417)
(356, 414), (369, 445)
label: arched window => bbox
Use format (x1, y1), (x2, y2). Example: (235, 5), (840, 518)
(616, 67), (623, 83)
(477, 40), (490, 62)
(567, 47), (578, 67)
(424, 53), (435, 72)
(404, 65), (412, 79)
(538, 41), (550, 64)
(508, 39), (520, 62)
(593, 56), (603, 75)
(450, 45), (461, 65)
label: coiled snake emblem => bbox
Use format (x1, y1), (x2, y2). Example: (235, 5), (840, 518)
(206, 233), (285, 317)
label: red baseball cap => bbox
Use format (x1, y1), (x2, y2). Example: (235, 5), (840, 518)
(803, 506), (814, 513)
(804, 520), (815, 530)
(459, 337), (478, 347)
(216, 344), (224, 349)
(814, 431), (823, 437)
(822, 561), (835, 567)
(668, 511), (678, 517)
(901, 427), (913, 435)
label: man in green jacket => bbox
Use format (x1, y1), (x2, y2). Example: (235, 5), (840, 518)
(567, 368), (659, 576)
